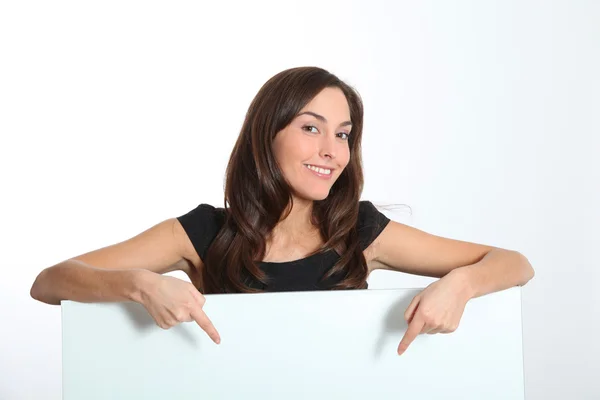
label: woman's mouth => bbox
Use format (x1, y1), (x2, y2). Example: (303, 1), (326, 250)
(304, 164), (332, 179)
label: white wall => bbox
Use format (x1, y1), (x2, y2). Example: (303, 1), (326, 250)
(1, 1), (598, 399)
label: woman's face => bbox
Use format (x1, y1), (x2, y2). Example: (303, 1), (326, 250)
(272, 87), (352, 201)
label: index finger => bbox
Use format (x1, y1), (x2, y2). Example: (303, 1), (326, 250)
(191, 308), (221, 344)
(398, 316), (424, 355)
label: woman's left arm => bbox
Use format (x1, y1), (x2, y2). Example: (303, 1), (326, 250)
(369, 220), (535, 294)
(453, 247), (535, 299)
(367, 220), (535, 354)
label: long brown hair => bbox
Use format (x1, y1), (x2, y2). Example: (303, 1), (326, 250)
(203, 66), (366, 294)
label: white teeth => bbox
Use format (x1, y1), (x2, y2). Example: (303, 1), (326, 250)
(304, 164), (331, 175)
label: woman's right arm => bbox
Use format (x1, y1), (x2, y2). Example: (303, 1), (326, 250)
(29, 218), (220, 343)
(30, 218), (198, 305)
(30, 258), (154, 305)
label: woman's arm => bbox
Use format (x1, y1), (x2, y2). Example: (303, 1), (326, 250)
(30, 260), (154, 305)
(451, 247), (534, 299)
(367, 220), (535, 355)
(369, 220), (535, 295)
(30, 218), (199, 305)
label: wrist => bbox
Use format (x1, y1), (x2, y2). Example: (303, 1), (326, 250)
(448, 266), (476, 301)
(127, 269), (155, 304)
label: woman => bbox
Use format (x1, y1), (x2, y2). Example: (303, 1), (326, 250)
(30, 66), (534, 355)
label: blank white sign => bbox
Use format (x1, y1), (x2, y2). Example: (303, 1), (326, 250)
(62, 287), (524, 399)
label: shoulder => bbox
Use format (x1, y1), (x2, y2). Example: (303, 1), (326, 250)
(357, 200), (391, 251)
(176, 203), (226, 262)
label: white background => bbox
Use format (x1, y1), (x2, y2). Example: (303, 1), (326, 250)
(1, 1), (598, 399)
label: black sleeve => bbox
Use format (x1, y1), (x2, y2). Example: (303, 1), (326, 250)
(176, 203), (225, 262)
(357, 201), (391, 250)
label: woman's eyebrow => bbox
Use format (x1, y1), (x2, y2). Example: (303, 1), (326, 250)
(297, 111), (352, 127)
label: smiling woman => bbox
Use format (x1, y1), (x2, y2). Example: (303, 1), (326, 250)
(201, 67), (370, 294)
(31, 66), (534, 352)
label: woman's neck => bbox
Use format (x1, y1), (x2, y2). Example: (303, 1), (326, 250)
(270, 198), (319, 243)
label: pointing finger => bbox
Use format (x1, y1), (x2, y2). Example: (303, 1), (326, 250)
(191, 309), (221, 344)
(398, 315), (424, 355)
(404, 295), (420, 324)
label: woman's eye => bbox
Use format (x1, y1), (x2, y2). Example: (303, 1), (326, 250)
(303, 125), (349, 141)
(303, 125), (318, 133)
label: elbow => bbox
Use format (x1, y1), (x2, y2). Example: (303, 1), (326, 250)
(30, 268), (59, 305)
(526, 264), (535, 283)
(30, 269), (45, 302)
(517, 252), (535, 285)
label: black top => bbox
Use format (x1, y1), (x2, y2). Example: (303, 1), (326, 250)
(176, 201), (390, 292)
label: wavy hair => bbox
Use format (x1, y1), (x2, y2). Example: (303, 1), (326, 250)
(203, 66), (367, 294)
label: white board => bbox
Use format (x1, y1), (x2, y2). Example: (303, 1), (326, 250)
(62, 287), (524, 399)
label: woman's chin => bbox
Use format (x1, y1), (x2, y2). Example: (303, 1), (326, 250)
(309, 190), (331, 201)
(293, 188), (330, 202)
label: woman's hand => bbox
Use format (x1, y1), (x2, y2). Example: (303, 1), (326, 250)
(397, 269), (473, 355)
(138, 272), (221, 344)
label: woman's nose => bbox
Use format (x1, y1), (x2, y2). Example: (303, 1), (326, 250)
(319, 134), (337, 159)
